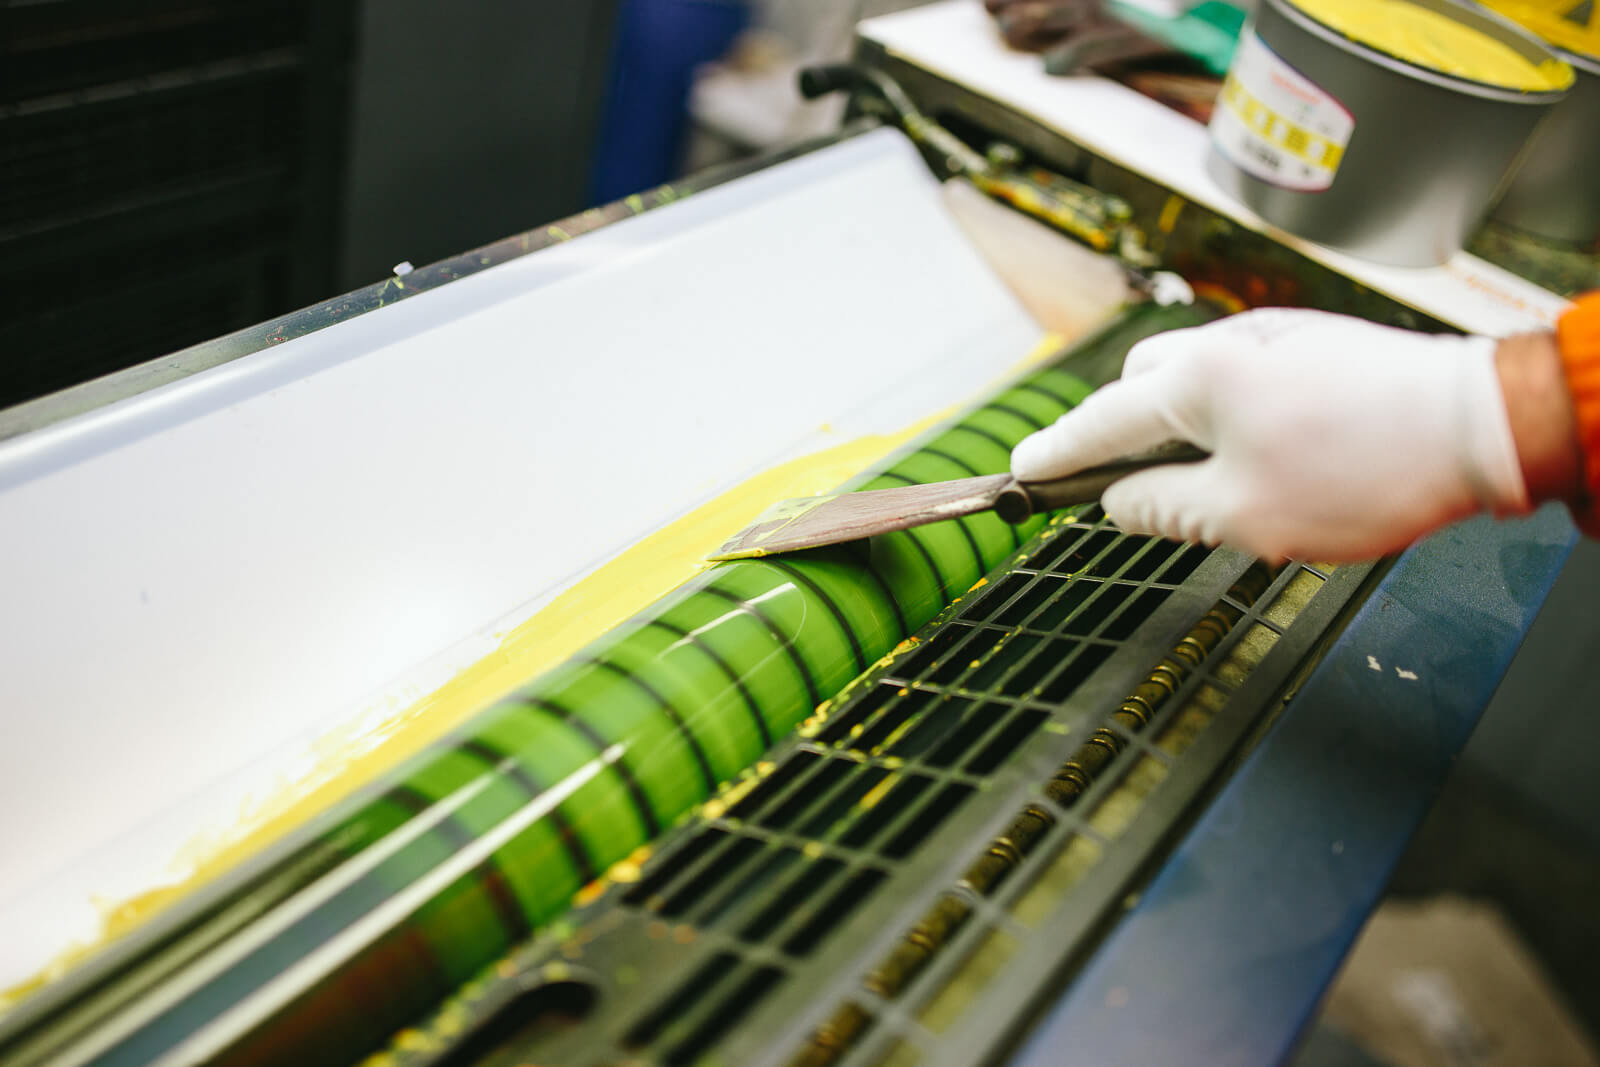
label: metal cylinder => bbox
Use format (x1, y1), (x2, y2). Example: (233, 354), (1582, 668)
(1208, 0), (1570, 267)
(1492, 47), (1600, 247)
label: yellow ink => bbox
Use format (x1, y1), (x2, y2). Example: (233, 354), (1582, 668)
(1007, 332), (1069, 376)
(1480, 0), (1600, 60)
(1290, 0), (1573, 90)
(1158, 195), (1184, 236)
(857, 774), (897, 810)
(5, 328), (1086, 1012)
(746, 494), (841, 544)
(0, 418), (949, 1011)
(221, 429), (941, 838)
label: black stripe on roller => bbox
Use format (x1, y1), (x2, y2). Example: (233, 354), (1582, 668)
(385, 783), (531, 943)
(760, 559), (867, 675)
(920, 446), (983, 479)
(1017, 380), (1076, 408)
(699, 585), (823, 710)
(885, 527), (948, 597)
(859, 472), (961, 590)
(649, 618), (773, 748)
(988, 402), (1046, 431)
(921, 447), (1020, 550)
(950, 422), (1018, 456)
(456, 738), (598, 886)
(524, 698), (661, 838)
(847, 548), (910, 642)
(876, 471), (988, 579)
(584, 658), (719, 795)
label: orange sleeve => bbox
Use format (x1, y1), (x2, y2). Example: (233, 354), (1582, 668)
(1557, 291), (1600, 537)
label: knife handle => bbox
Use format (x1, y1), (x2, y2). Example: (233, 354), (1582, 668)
(992, 441), (1209, 524)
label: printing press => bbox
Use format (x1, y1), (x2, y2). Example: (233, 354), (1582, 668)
(0, 3), (1588, 1066)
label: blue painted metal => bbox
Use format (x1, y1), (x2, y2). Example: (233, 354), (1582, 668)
(1007, 505), (1578, 1067)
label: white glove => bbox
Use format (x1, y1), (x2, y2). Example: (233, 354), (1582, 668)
(1011, 308), (1531, 562)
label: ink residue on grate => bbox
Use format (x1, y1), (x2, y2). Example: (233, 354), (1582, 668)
(787, 559), (1353, 1067)
(611, 514), (1233, 1067)
(367, 509), (1363, 1067)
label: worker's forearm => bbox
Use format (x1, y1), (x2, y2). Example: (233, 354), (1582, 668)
(1496, 331), (1584, 506)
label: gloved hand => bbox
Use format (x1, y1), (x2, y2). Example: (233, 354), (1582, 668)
(1011, 309), (1532, 562)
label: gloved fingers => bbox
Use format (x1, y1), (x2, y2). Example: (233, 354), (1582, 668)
(1122, 307), (1344, 380)
(1099, 461), (1229, 547)
(1011, 365), (1196, 481)
(1105, 464), (1302, 565)
(1120, 316), (1228, 379)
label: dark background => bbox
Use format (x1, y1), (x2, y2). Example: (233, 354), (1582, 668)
(0, 0), (625, 409)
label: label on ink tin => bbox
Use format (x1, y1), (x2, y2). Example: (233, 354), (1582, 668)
(1211, 31), (1354, 192)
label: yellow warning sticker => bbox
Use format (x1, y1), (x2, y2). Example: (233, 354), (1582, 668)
(1211, 32), (1354, 192)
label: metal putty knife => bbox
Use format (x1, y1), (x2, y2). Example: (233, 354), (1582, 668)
(708, 441), (1207, 561)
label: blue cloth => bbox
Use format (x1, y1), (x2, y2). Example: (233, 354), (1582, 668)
(590, 0), (751, 204)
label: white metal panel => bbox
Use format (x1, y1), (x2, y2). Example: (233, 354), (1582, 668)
(0, 128), (1044, 985)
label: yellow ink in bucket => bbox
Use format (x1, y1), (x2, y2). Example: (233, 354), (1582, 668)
(1291, 0), (1573, 89)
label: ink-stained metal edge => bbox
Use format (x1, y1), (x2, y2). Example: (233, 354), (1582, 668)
(0, 120), (884, 444)
(1005, 504), (1579, 1067)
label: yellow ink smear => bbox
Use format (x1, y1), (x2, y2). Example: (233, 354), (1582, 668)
(0, 421), (946, 1010)
(4, 332), (1074, 1012)
(1291, 0), (1573, 90)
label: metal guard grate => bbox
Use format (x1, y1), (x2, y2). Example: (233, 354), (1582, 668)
(380, 510), (1372, 1067)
